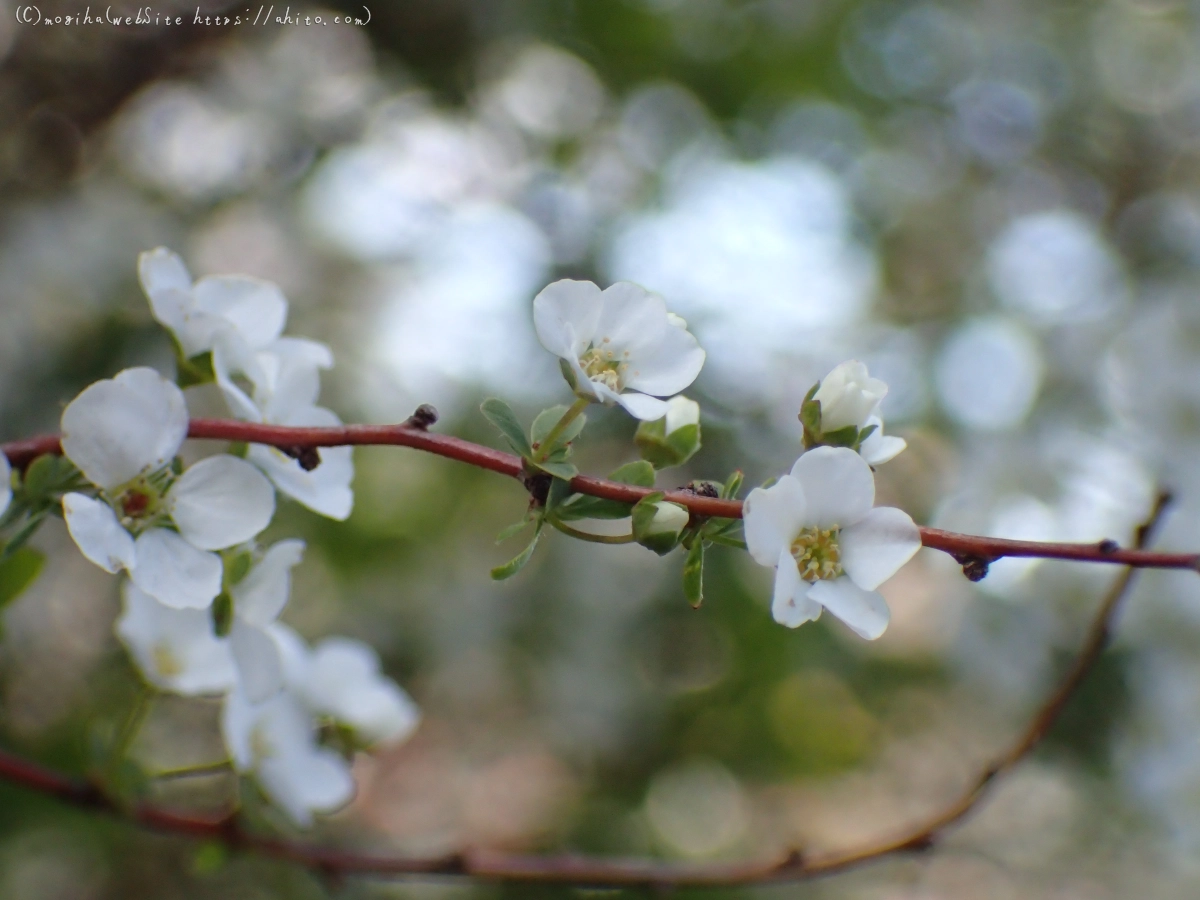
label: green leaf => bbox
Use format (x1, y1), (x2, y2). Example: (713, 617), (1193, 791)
(803, 381), (820, 404)
(531, 405), (587, 452)
(496, 517), (533, 543)
(609, 460), (656, 487)
(631, 493), (684, 556)
(720, 470), (744, 500)
(800, 398), (822, 435)
(683, 539), (705, 608)
(491, 522), (544, 580)
(532, 460), (578, 480)
(855, 423), (877, 448)
(20, 454), (80, 501)
(821, 425), (860, 448)
(555, 495), (633, 521)
(635, 418), (700, 469)
(0, 510), (49, 562)
(175, 350), (216, 389)
(545, 478), (574, 513)
(0, 546), (45, 609)
(480, 398), (533, 458)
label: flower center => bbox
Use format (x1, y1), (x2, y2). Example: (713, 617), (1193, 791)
(579, 344), (627, 392)
(790, 526), (843, 582)
(113, 475), (168, 532)
(152, 642), (183, 678)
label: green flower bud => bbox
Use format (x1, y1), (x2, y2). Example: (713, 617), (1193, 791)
(635, 396), (702, 469)
(632, 496), (689, 556)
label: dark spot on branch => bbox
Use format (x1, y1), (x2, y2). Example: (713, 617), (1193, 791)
(680, 480), (720, 498)
(281, 446), (321, 471)
(521, 469), (552, 507)
(1097, 539), (1119, 554)
(406, 404), (439, 430)
(952, 553), (992, 582)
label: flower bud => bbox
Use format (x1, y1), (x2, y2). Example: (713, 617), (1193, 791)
(812, 360), (887, 432)
(632, 498), (690, 555)
(635, 396), (702, 468)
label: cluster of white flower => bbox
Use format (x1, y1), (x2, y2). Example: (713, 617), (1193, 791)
(58, 249), (418, 826)
(745, 361), (919, 638)
(532, 280), (919, 639)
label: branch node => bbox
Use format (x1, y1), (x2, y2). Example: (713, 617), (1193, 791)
(1097, 539), (1119, 554)
(952, 552), (993, 582)
(405, 404), (439, 430)
(521, 467), (552, 508)
(280, 446), (321, 471)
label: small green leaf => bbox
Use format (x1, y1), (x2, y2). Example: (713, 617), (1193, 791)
(803, 381), (820, 403)
(800, 399), (822, 435)
(720, 470), (744, 500)
(0, 547), (45, 609)
(480, 398), (533, 457)
(555, 495), (634, 521)
(0, 510), (49, 562)
(683, 539), (705, 608)
(175, 346), (216, 389)
(491, 522), (544, 580)
(531, 405), (587, 451)
(631, 493), (684, 556)
(609, 460), (656, 487)
(20, 454), (79, 501)
(496, 518), (533, 543)
(855, 423), (877, 448)
(545, 478), (574, 513)
(532, 460), (578, 480)
(820, 425), (859, 448)
(211, 592), (234, 637)
(635, 418), (700, 469)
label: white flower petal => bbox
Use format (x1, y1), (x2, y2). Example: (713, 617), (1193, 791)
(266, 622), (313, 689)
(249, 444), (353, 520)
(861, 433), (907, 466)
(664, 396), (700, 434)
(231, 618), (285, 703)
(743, 476), (808, 567)
(812, 360), (887, 432)
(211, 339), (264, 422)
(0, 453), (10, 515)
(61, 368), (188, 488)
(789, 447), (875, 529)
(231, 539), (305, 625)
(138, 247), (192, 297)
(169, 456), (276, 550)
(260, 744), (354, 828)
(220, 686), (256, 771)
(613, 391), (670, 421)
(305, 637), (421, 745)
(117, 581), (236, 695)
(192, 276), (288, 350)
(62, 493), (135, 573)
(808, 577), (890, 640)
(131, 528), (222, 609)
(772, 548), (821, 628)
(620, 321), (705, 397)
(840, 506), (922, 591)
(593, 282), (673, 354)
(534, 279), (602, 358)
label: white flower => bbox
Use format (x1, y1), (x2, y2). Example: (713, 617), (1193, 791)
(138, 248), (288, 358)
(60, 368), (276, 609)
(743, 447), (921, 639)
(221, 685), (355, 827)
(228, 539), (306, 703)
(116, 580), (236, 695)
(533, 279), (706, 421)
(213, 338), (354, 520)
(812, 360), (887, 432)
(265, 624), (421, 747)
(664, 395), (700, 434)
(859, 415), (907, 466)
(0, 452), (10, 517)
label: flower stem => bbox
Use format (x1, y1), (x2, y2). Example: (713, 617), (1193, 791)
(534, 398), (590, 462)
(107, 686), (153, 779)
(152, 759), (233, 781)
(548, 516), (636, 544)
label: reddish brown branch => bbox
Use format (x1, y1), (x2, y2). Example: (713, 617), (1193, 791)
(3, 419), (1195, 573)
(0, 493), (1167, 886)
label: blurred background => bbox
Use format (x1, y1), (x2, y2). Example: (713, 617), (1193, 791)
(3, 0), (1200, 896)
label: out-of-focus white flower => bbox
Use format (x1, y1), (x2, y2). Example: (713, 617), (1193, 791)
(265, 624), (421, 747)
(138, 247), (288, 358)
(228, 539), (306, 703)
(859, 415), (908, 466)
(221, 686), (354, 827)
(60, 368), (275, 610)
(664, 395), (700, 434)
(743, 447), (921, 639)
(0, 452), (10, 517)
(213, 338), (354, 520)
(533, 279), (705, 420)
(116, 581), (237, 695)
(812, 360), (887, 432)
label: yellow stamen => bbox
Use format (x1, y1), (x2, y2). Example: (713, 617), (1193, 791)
(790, 526), (843, 582)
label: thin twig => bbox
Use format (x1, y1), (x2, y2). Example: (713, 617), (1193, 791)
(0, 493), (1170, 887)
(1, 421), (1194, 572)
